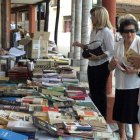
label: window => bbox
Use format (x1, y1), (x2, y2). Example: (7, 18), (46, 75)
(25, 12), (29, 20)
(63, 16), (71, 33)
(51, 0), (57, 7)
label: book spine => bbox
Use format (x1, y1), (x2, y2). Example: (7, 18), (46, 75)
(0, 105), (29, 112)
(0, 93), (32, 97)
(0, 99), (21, 106)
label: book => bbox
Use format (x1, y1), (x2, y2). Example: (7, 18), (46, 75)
(0, 99), (21, 106)
(21, 97), (44, 104)
(0, 129), (28, 140)
(8, 47), (25, 57)
(7, 120), (36, 132)
(73, 105), (98, 119)
(0, 105), (29, 112)
(0, 110), (9, 125)
(126, 48), (139, 57)
(67, 86), (86, 93)
(42, 89), (64, 96)
(94, 131), (114, 139)
(62, 78), (79, 85)
(63, 122), (94, 138)
(32, 116), (58, 137)
(117, 63), (127, 72)
(8, 112), (31, 121)
(53, 101), (74, 108)
(47, 111), (75, 124)
(122, 48), (139, 68)
(64, 122), (92, 132)
(65, 90), (87, 100)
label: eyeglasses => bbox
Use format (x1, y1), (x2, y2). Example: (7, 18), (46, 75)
(123, 29), (136, 34)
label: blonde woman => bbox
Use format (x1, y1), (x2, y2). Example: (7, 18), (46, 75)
(73, 6), (114, 119)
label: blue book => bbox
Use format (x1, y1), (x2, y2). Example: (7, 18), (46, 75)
(0, 129), (28, 140)
(0, 97), (19, 101)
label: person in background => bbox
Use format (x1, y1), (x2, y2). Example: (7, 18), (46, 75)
(115, 14), (138, 139)
(115, 14), (137, 43)
(108, 18), (140, 140)
(73, 6), (114, 119)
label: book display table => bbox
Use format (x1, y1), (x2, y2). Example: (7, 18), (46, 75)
(0, 59), (115, 140)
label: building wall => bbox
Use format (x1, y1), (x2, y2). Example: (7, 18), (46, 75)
(10, 1), (140, 56)
(49, 0), (71, 57)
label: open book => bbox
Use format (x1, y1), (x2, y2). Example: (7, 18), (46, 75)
(8, 47), (25, 57)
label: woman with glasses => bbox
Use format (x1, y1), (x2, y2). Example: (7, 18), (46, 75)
(73, 6), (114, 119)
(108, 18), (140, 140)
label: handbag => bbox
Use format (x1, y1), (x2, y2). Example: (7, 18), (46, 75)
(82, 40), (104, 58)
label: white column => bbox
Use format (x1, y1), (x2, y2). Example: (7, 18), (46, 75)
(78, 0), (92, 81)
(73, 0), (82, 60)
(69, 0), (75, 58)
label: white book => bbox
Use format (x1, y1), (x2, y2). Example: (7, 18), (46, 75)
(7, 120), (37, 132)
(8, 47), (25, 57)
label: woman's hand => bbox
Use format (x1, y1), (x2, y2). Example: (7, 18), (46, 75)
(108, 57), (118, 71)
(72, 41), (84, 48)
(88, 53), (98, 61)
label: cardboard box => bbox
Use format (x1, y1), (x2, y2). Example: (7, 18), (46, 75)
(19, 32), (50, 59)
(33, 31), (50, 58)
(32, 38), (41, 58)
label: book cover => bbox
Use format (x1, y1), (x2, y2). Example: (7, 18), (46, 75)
(7, 120), (36, 132)
(0, 129), (28, 140)
(32, 116), (58, 137)
(64, 122), (92, 133)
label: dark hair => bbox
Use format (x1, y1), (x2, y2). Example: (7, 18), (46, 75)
(90, 6), (103, 14)
(119, 19), (138, 34)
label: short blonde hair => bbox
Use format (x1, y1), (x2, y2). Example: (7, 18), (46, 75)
(90, 6), (113, 30)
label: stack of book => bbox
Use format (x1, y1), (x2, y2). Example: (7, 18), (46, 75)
(7, 120), (36, 139)
(65, 90), (87, 100)
(63, 121), (94, 138)
(42, 88), (64, 96)
(47, 109), (76, 124)
(73, 105), (98, 120)
(8, 67), (32, 82)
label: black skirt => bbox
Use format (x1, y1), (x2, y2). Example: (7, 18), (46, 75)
(113, 88), (139, 124)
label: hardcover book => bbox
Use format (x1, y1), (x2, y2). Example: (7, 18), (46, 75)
(47, 111), (75, 124)
(0, 129), (28, 140)
(7, 120), (36, 132)
(64, 122), (92, 132)
(32, 116), (58, 137)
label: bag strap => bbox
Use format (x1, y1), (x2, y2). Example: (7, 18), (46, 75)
(85, 40), (102, 46)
